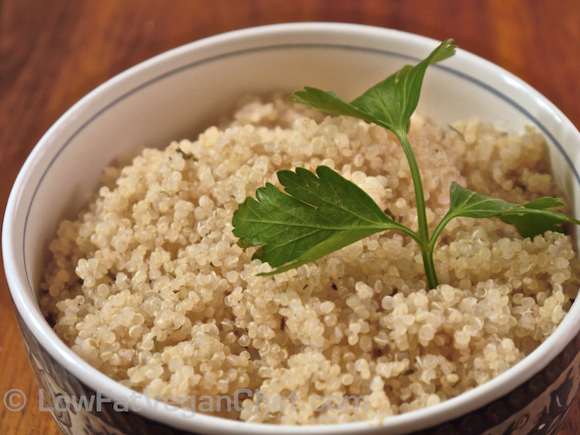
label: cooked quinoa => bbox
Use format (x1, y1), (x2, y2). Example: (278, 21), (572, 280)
(41, 93), (580, 424)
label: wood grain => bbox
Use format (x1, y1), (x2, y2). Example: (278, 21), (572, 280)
(1, 1), (579, 434)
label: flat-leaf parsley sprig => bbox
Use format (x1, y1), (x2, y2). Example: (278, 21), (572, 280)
(232, 39), (580, 289)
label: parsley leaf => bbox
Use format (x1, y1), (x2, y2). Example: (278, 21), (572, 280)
(232, 166), (413, 275)
(291, 39), (457, 135)
(430, 182), (580, 243)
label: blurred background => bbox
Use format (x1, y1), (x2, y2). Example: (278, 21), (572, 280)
(1, 1), (579, 433)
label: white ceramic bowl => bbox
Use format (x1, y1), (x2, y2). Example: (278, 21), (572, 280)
(4, 22), (580, 435)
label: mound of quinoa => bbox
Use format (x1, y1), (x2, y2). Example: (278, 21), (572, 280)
(41, 93), (580, 424)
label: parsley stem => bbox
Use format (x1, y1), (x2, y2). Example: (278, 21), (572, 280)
(422, 248), (438, 289)
(429, 213), (455, 253)
(395, 129), (439, 289)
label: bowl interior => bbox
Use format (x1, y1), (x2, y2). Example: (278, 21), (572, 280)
(4, 22), (580, 435)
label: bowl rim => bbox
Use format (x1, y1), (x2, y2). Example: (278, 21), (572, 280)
(4, 21), (580, 434)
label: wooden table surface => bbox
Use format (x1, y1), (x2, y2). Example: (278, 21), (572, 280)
(1, 1), (579, 433)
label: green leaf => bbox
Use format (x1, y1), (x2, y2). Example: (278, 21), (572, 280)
(291, 39), (457, 134)
(290, 89), (377, 124)
(441, 182), (580, 239)
(232, 166), (412, 275)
